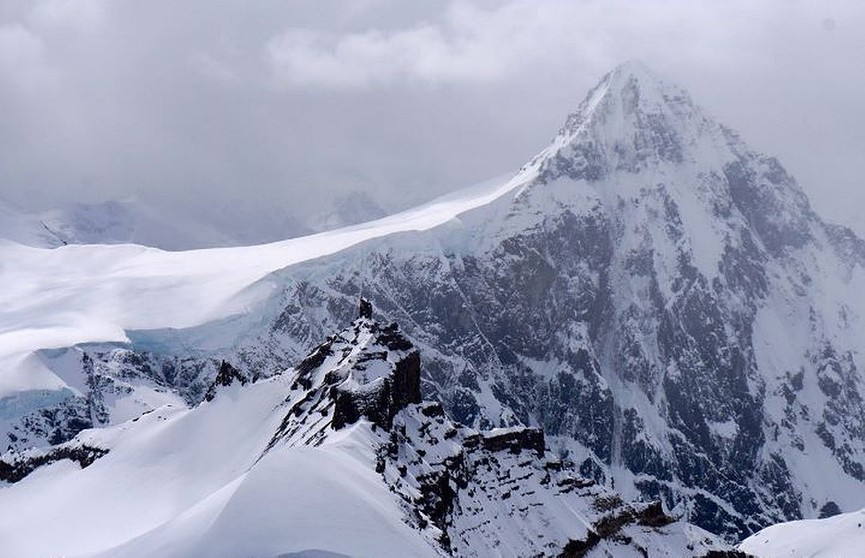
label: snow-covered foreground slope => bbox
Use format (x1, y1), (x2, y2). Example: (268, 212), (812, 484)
(739, 508), (865, 557)
(0, 331), (435, 557)
(0, 307), (739, 557)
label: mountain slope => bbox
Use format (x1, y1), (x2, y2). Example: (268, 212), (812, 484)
(739, 507), (865, 557)
(0, 304), (739, 557)
(0, 173), (534, 435)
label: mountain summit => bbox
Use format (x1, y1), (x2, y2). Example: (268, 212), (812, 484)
(533, 60), (715, 180)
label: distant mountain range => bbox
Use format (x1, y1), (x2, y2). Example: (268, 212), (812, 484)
(0, 190), (386, 250)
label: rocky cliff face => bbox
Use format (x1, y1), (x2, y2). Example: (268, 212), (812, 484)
(1, 305), (744, 556)
(3, 347), (214, 452)
(265, 300), (422, 447)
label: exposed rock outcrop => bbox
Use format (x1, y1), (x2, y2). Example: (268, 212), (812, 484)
(0, 443), (108, 484)
(267, 300), (421, 449)
(204, 360), (248, 402)
(265, 303), (742, 557)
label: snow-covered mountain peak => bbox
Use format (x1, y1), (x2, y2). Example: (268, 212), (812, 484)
(498, 61), (825, 291)
(603, 59), (685, 110)
(531, 61), (722, 185)
(579, 59), (685, 122)
(271, 298), (423, 437)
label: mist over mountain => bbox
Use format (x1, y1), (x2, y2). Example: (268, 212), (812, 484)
(2, 1), (864, 238)
(1, 61), (863, 557)
(0, 190), (388, 250)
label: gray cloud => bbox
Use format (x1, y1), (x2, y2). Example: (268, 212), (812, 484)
(0, 0), (863, 236)
(265, 3), (558, 88)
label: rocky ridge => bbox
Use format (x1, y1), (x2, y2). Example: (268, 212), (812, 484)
(1, 301), (746, 556)
(250, 301), (747, 557)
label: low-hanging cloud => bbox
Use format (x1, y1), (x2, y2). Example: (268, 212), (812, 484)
(266, 3), (540, 87)
(0, 0), (863, 239)
(267, 28), (500, 87)
(263, 1), (784, 89)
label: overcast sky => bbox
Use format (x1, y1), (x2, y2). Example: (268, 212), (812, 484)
(1, 0), (863, 234)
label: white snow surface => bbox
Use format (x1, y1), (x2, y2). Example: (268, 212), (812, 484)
(0, 170), (536, 399)
(0, 314), (735, 558)
(0, 374), (437, 558)
(739, 508), (865, 557)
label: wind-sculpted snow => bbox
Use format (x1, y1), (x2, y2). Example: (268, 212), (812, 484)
(0, 169), (534, 378)
(0, 170), (537, 446)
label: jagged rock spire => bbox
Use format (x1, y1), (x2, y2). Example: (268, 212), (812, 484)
(270, 307), (421, 445)
(203, 360), (248, 402)
(358, 297), (373, 319)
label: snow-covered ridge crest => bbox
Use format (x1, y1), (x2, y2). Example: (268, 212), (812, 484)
(0, 301), (744, 557)
(264, 298), (422, 448)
